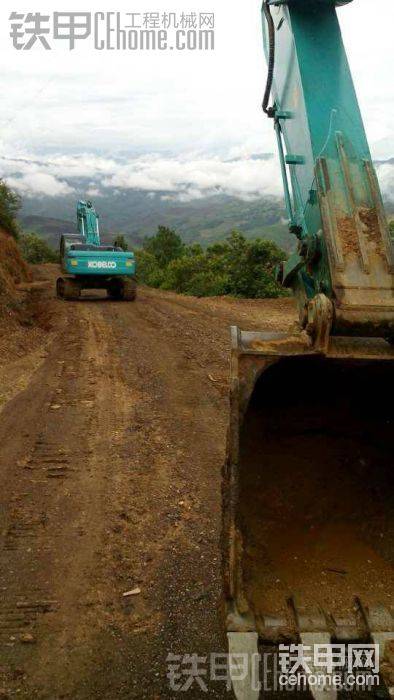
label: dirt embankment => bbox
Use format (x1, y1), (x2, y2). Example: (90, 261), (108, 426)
(0, 233), (55, 349)
(0, 238), (58, 411)
(0, 228), (31, 313)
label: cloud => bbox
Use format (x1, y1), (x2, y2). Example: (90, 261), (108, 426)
(6, 171), (74, 197)
(0, 0), (392, 168)
(1, 150), (393, 204)
(85, 186), (102, 197)
(376, 162), (394, 201)
(1, 151), (284, 201)
(101, 154), (284, 201)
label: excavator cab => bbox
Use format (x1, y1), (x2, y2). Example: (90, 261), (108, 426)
(222, 1), (394, 696)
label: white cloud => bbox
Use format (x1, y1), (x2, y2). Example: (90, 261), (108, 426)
(85, 186), (102, 197)
(376, 162), (394, 201)
(0, 0), (391, 165)
(1, 150), (392, 204)
(1, 0), (393, 213)
(101, 154), (283, 200)
(6, 171), (74, 197)
(0, 150), (284, 201)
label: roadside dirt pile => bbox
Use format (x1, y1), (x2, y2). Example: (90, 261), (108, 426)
(0, 227), (31, 322)
(0, 233), (55, 371)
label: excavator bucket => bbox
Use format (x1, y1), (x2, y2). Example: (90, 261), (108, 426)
(222, 329), (394, 696)
(223, 2), (394, 695)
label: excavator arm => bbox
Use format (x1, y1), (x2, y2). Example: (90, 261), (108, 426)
(222, 3), (394, 697)
(77, 200), (101, 246)
(263, 0), (393, 349)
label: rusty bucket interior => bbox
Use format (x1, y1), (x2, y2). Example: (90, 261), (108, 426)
(235, 354), (394, 632)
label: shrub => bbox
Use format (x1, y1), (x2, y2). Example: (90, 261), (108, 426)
(135, 249), (165, 288)
(137, 227), (286, 299)
(143, 225), (184, 267)
(184, 271), (229, 297)
(220, 232), (284, 298)
(19, 232), (59, 264)
(161, 254), (205, 293)
(113, 234), (129, 251)
(0, 180), (21, 238)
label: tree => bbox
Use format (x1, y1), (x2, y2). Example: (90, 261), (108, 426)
(162, 254), (206, 293)
(182, 271), (228, 297)
(143, 225), (184, 268)
(19, 232), (59, 264)
(114, 234), (129, 251)
(207, 231), (284, 298)
(0, 179), (21, 238)
(137, 225), (286, 299)
(135, 250), (165, 288)
(220, 231), (286, 299)
(185, 243), (203, 257)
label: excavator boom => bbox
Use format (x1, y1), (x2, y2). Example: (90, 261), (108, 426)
(77, 200), (101, 246)
(222, 2), (394, 696)
(263, 0), (393, 347)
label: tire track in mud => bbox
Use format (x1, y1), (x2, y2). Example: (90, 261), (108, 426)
(0, 284), (295, 699)
(95, 297), (228, 698)
(0, 304), (135, 697)
(0, 286), (251, 699)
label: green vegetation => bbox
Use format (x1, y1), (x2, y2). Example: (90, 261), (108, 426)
(137, 226), (286, 298)
(0, 179), (21, 238)
(143, 225), (185, 267)
(18, 232), (59, 264)
(113, 234), (129, 251)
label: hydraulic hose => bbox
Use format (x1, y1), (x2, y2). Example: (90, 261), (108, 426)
(262, 1), (276, 118)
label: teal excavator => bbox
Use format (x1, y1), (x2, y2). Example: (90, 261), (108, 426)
(57, 200), (137, 300)
(222, 1), (394, 696)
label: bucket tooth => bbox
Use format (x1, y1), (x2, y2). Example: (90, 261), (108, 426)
(227, 632), (260, 700)
(291, 598), (337, 700)
(291, 597), (330, 636)
(359, 603), (394, 694)
(257, 611), (296, 643)
(299, 632), (338, 700)
(327, 598), (368, 642)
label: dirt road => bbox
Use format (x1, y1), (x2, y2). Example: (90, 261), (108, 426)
(0, 272), (296, 699)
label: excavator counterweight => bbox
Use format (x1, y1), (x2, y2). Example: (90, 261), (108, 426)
(223, 2), (394, 696)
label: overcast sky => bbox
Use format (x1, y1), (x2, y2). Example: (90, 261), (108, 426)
(0, 0), (392, 201)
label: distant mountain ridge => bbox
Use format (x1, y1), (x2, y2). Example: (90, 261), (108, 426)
(19, 189), (293, 252)
(21, 215), (74, 239)
(13, 151), (394, 252)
